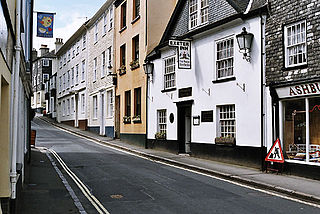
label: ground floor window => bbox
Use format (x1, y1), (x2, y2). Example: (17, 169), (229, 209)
(283, 97), (320, 163)
(218, 105), (236, 138)
(157, 109), (167, 138)
(93, 95), (98, 119)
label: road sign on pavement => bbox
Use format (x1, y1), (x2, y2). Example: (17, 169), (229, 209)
(265, 138), (284, 163)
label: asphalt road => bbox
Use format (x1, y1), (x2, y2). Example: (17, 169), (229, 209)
(31, 118), (320, 214)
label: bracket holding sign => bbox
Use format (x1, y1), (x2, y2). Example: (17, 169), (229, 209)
(169, 39), (191, 69)
(265, 138), (285, 174)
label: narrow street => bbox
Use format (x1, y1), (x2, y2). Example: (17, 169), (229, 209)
(23, 118), (320, 214)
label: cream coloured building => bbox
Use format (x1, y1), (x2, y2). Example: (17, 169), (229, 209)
(86, 0), (115, 137)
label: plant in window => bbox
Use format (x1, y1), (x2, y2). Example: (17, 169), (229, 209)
(132, 115), (141, 123)
(215, 135), (236, 146)
(155, 132), (166, 140)
(123, 115), (131, 124)
(118, 65), (126, 75)
(129, 59), (139, 70)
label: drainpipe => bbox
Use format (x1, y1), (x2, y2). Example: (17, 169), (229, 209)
(10, 0), (22, 199)
(260, 14), (266, 171)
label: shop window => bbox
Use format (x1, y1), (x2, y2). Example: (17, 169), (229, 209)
(284, 98), (320, 163)
(216, 37), (234, 79)
(218, 105), (236, 138)
(284, 20), (307, 67)
(164, 56), (176, 90)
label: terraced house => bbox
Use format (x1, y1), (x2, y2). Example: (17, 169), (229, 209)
(56, 25), (88, 130)
(87, 0), (116, 138)
(114, 0), (178, 145)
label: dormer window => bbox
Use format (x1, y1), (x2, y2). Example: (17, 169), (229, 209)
(189, 0), (209, 30)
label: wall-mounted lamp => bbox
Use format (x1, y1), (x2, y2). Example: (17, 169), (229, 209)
(236, 27), (254, 62)
(143, 60), (154, 76)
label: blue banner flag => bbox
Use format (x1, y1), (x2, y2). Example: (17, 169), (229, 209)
(37, 12), (54, 38)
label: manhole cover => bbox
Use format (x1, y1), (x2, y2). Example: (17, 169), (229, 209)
(110, 194), (123, 199)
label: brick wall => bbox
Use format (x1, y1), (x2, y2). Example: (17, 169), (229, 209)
(266, 0), (320, 85)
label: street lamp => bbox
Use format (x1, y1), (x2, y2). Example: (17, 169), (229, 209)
(236, 27), (254, 62)
(143, 61), (154, 76)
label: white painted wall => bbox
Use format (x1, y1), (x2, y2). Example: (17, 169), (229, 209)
(148, 17), (266, 148)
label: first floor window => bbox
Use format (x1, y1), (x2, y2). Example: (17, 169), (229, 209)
(94, 57), (97, 81)
(164, 56), (176, 89)
(81, 94), (85, 113)
(76, 64), (79, 84)
(134, 87), (141, 117)
(93, 95), (98, 119)
(82, 60), (86, 81)
(107, 90), (114, 117)
(216, 37), (234, 79)
(284, 20), (307, 67)
(157, 109), (167, 134)
(71, 68), (74, 86)
(218, 105), (236, 138)
(102, 51), (106, 77)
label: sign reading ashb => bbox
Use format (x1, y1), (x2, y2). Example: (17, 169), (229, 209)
(169, 39), (191, 69)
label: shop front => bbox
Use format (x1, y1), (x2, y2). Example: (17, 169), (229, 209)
(274, 82), (320, 178)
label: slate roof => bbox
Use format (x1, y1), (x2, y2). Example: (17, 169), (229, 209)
(155, 0), (268, 51)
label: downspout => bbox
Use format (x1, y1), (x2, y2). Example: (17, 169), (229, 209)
(260, 13), (266, 171)
(10, 0), (22, 199)
(145, 0), (148, 149)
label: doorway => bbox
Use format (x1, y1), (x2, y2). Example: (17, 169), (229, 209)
(177, 102), (192, 154)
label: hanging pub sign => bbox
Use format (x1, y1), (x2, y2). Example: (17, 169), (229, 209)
(37, 12), (55, 38)
(169, 39), (191, 69)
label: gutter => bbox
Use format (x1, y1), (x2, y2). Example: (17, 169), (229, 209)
(10, 0), (22, 199)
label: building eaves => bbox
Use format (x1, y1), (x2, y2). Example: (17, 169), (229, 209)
(86, 0), (114, 28)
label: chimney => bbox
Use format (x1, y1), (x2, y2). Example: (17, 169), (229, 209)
(32, 48), (38, 61)
(55, 38), (63, 53)
(40, 44), (49, 56)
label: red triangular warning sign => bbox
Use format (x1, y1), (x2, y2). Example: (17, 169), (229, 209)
(265, 138), (284, 163)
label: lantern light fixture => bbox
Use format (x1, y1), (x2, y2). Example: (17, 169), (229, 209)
(236, 27), (254, 62)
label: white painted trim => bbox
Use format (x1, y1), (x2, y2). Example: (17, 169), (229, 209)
(244, 0), (253, 14)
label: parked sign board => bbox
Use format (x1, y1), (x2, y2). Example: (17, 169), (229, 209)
(169, 40), (191, 69)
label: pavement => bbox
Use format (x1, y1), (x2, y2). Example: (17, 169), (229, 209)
(23, 116), (320, 211)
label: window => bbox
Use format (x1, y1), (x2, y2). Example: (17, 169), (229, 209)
(37, 92), (41, 104)
(81, 94), (85, 113)
(120, 44), (126, 67)
(121, 2), (127, 29)
(94, 57), (97, 81)
(103, 14), (107, 35)
(107, 90), (114, 117)
(164, 56), (176, 89)
(72, 45), (75, 58)
(157, 110), (167, 134)
(82, 60), (86, 81)
(67, 71), (70, 88)
(284, 20), (307, 67)
(63, 100), (66, 116)
(216, 37), (234, 79)
(43, 59), (49, 66)
(102, 51), (106, 77)
(67, 99), (70, 115)
(132, 35), (139, 61)
(133, 0), (140, 19)
(134, 87), (141, 117)
(218, 105), (236, 138)
(68, 50), (71, 61)
(71, 97), (74, 115)
(189, 0), (209, 29)
(71, 67), (74, 86)
(43, 74), (49, 82)
(125, 90), (131, 117)
(83, 34), (86, 48)
(59, 76), (62, 92)
(109, 7), (113, 30)
(94, 23), (98, 42)
(76, 64), (79, 84)
(93, 95), (98, 119)
(63, 73), (66, 90)
(108, 46), (112, 67)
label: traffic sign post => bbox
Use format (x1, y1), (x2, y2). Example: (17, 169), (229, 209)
(265, 138), (285, 173)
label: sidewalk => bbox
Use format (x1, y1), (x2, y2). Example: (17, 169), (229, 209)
(40, 116), (320, 206)
(21, 147), (80, 214)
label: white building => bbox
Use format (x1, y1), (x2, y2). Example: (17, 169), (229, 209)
(146, 0), (269, 168)
(56, 25), (88, 129)
(86, 0), (115, 137)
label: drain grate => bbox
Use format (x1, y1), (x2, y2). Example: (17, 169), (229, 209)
(110, 194), (123, 199)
